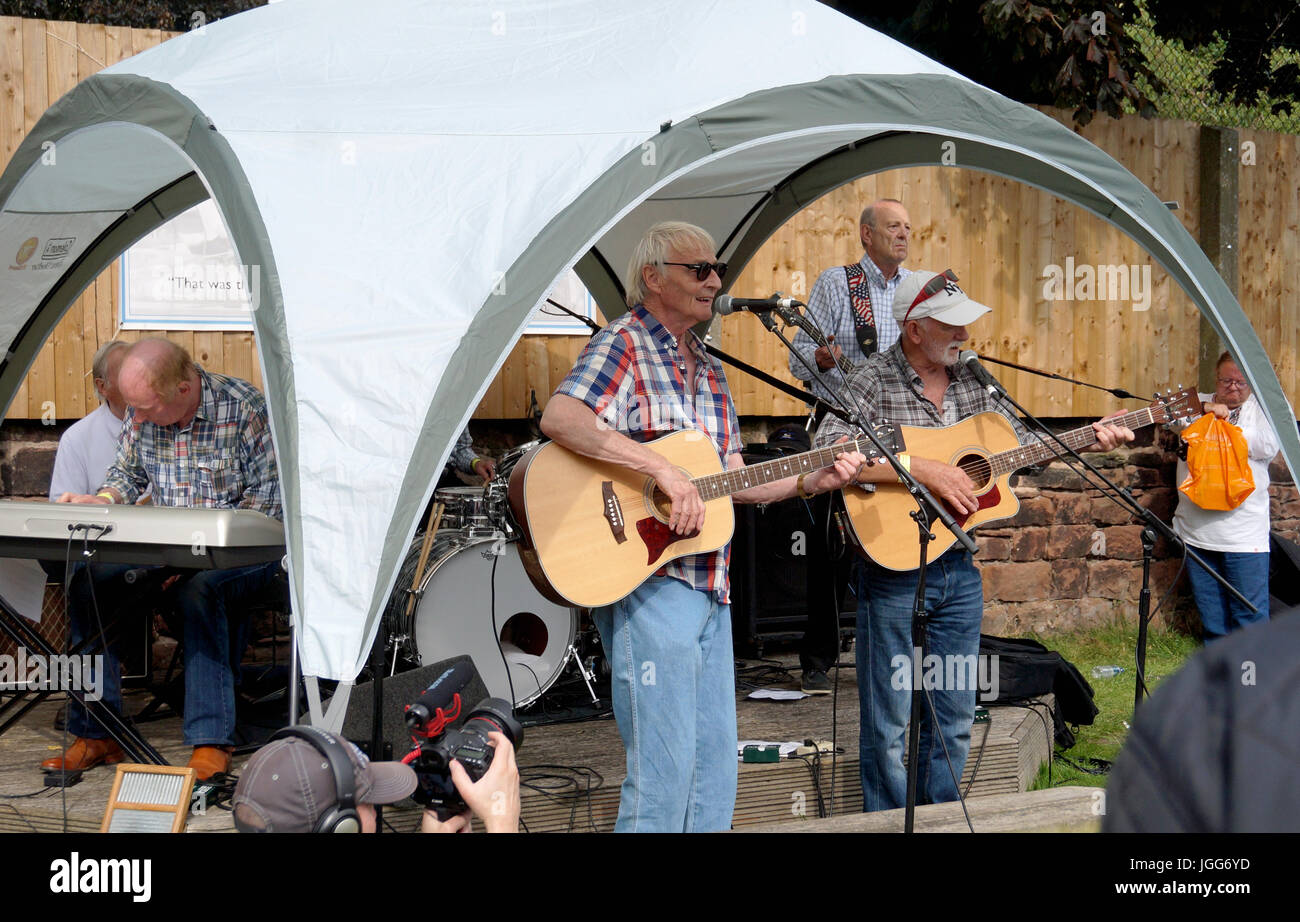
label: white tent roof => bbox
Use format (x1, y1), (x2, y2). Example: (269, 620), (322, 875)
(2, 0), (1294, 695)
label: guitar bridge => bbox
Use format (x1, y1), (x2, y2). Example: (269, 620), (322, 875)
(602, 481), (627, 544)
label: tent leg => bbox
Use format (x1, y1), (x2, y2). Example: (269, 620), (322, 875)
(288, 608), (301, 726)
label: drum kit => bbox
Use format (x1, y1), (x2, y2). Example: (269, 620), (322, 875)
(380, 441), (603, 710)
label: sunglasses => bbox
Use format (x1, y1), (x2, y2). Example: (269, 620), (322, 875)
(664, 261), (728, 281)
(902, 269), (960, 323)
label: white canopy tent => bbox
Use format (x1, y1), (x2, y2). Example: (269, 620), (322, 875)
(2, 0), (1294, 719)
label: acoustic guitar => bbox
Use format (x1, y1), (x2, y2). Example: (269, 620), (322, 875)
(843, 388), (1202, 570)
(508, 427), (899, 607)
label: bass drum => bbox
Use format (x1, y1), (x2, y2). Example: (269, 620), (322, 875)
(384, 532), (577, 708)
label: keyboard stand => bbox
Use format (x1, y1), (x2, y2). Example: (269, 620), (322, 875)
(0, 584), (167, 766)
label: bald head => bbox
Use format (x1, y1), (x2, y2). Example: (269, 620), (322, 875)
(860, 199), (910, 278)
(119, 337), (201, 427)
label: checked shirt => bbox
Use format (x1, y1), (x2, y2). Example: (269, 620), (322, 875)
(555, 303), (743, 601)
(101, 367), (281, 520)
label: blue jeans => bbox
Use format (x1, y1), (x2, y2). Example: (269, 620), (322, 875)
(855, 550), (984, 812)
(592, 577), (737, 832)
(68, 560), (283, 746)
(1185, 547), (1270, 642)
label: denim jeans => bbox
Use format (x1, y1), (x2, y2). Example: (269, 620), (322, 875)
(1185, 547), (1270, 642)
(65, 562), (137, 739)
(68, 560), (283, 746)
(592, 577), (737, 832)
(174, 560), (284, 745)
(855, 550), (983, 812)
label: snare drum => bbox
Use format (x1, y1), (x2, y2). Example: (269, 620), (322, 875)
(433, 486), (502, 531)
(383, 532), (577, 707)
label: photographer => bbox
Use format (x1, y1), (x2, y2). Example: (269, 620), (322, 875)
(232, 726), (520, 833)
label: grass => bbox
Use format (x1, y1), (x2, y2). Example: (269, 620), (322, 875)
(1026, 619), (1199, 791)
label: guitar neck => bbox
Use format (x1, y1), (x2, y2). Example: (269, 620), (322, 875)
(987, 404), (1165, 477)
(692, 438), (873, 501)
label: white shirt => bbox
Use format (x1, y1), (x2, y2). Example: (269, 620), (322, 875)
(48, 403), (125, 500)
(1173, 393), (1286, 553)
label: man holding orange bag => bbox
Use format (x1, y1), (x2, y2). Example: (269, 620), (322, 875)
(1173, 352), (1288, 641)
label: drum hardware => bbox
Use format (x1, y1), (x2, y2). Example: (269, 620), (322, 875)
(557, 642), (601, 707)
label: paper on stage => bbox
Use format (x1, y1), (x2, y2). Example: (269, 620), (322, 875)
(746, 688), (808, 701)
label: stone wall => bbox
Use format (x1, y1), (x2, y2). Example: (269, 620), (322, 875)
(0, 420), (61, 499)
(979, 429), (1300, 636)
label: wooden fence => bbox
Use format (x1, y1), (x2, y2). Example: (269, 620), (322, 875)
(3, 15), (1296, 423)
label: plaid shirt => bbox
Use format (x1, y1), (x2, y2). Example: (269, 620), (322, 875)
(555, 303), (743, 601)
(449, 427), (478, 475)
(815, 341), (1029, 450)
(102, 367), (282, 521)
(790, 257), (911, 402)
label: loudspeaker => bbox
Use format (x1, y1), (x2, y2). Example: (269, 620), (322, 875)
(730, 443), (855, 650)
(340, 655), (490, 758)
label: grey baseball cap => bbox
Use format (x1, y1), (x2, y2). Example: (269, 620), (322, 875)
(231, 731), (417, 833)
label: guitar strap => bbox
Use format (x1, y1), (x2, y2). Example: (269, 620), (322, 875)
(843, 264), (878, 357)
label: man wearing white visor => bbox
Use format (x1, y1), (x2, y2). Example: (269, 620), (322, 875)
(815, 269), (1133, 812)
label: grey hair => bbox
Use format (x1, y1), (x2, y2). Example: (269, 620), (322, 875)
(90, 340), (129, 400)
(623, 221), (717, 308)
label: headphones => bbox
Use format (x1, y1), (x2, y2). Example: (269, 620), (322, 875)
(270, 725), (361, 833)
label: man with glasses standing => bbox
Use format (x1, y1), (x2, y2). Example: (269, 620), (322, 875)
(815, 269), (1133, 811)
(1173, 352), (1288, 641)
(541, 222), (865, 832)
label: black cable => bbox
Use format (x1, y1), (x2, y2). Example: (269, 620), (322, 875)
(0, 788), (58, 799)
(960, 716), (992, 800)
(0, 802), (41, 833)
(995, 696), (1055, 788)
(790, 751), (827, 818)
(1054, 752), (1112, 776)
(488, 546), (519, 710)
(519, 763), (604, 832)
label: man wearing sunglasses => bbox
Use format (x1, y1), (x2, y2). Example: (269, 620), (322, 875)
(1171, 351), (1288, 641)
(788, 198), (913, 404)
(541, 222), (865, 832)
(815, 269), (1134, 812)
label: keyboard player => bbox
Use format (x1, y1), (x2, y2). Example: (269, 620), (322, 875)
(50, 337), (283, 781)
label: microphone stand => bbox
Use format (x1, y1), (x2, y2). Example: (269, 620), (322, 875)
(964, 361), (1255, 714)
(756, 302), (979, 833)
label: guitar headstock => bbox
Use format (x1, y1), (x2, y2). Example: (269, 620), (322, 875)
(1150, 387), (1203, 426)
(850, 421), (905, 462)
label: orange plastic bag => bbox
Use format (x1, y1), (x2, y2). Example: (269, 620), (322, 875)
(1178, 413), (1255, 511)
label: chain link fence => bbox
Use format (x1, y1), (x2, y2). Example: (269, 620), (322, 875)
(1132, 13), (1300, 135)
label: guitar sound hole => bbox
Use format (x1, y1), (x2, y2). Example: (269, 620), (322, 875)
(956, 452), (993, 491)
(648, 486), (672, 522)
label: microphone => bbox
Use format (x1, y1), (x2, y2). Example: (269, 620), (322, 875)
(715, 294), (805, 315)
(404, 659), (477, 735)
(959, 350), (1007, 398)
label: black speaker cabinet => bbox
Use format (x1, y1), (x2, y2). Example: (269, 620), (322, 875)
(730, 444), (855, 652)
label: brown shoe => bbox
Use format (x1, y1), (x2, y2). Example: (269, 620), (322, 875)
(188, 745), (233, 781)
(40, 737), (126, 772)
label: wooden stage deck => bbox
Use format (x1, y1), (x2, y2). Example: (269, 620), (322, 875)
(0, 655), (1067, 834)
